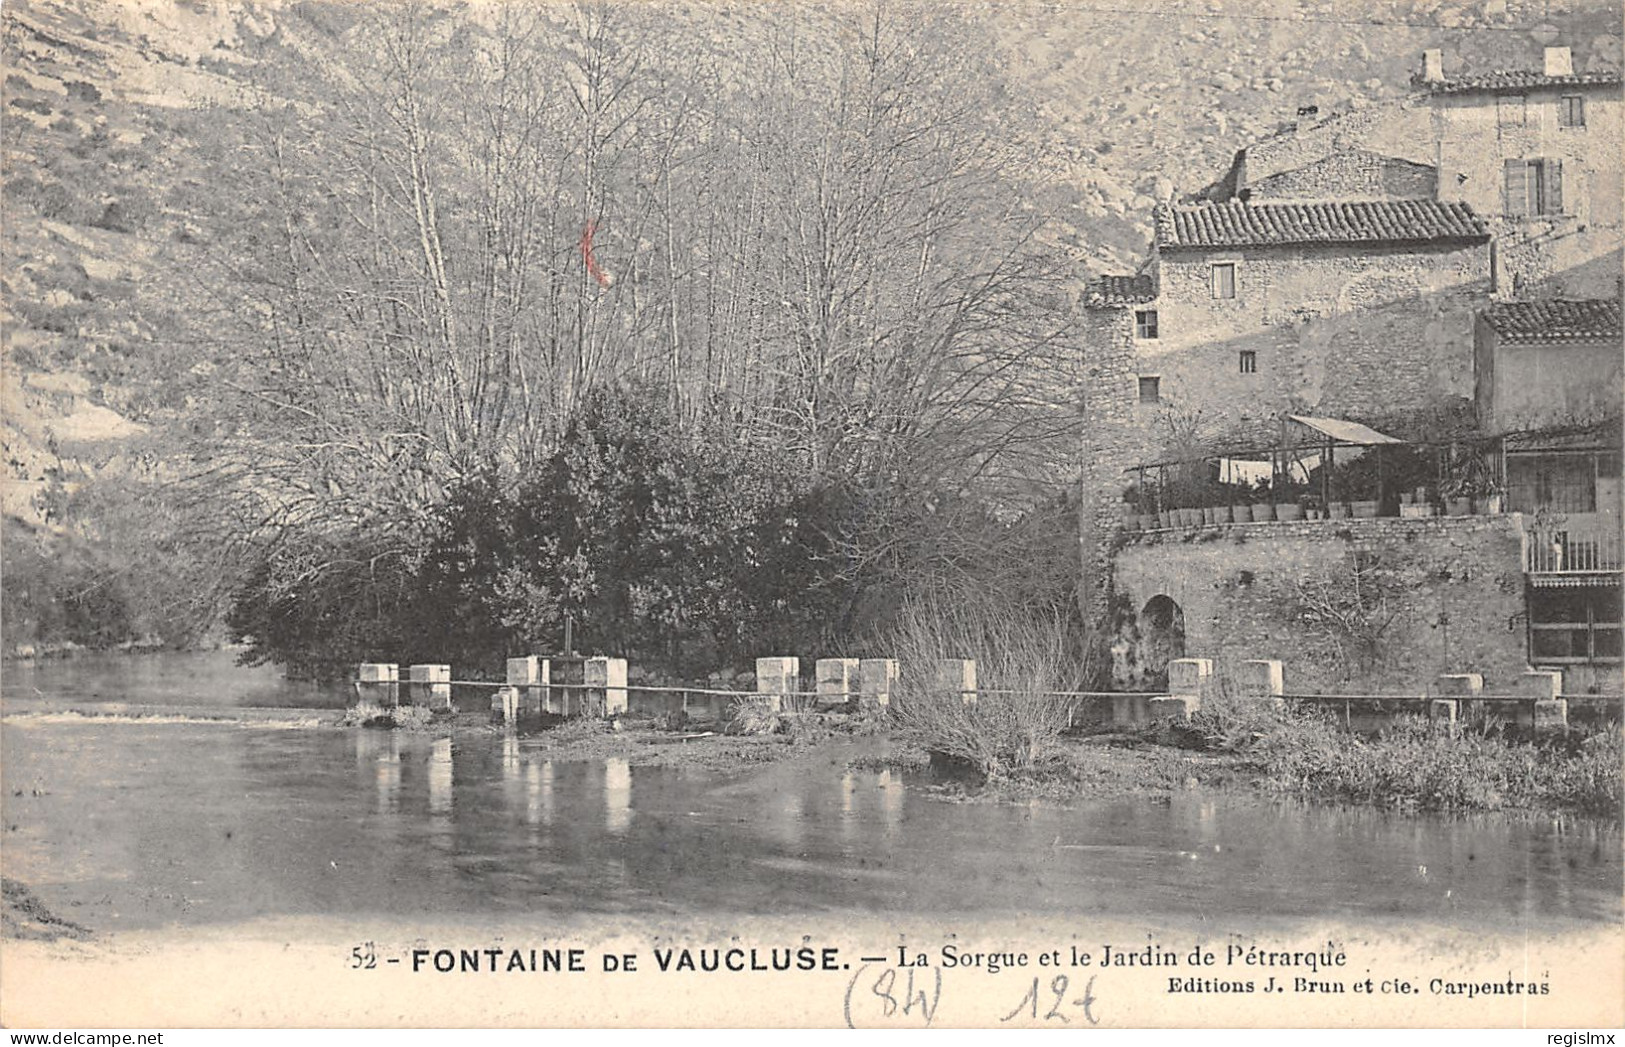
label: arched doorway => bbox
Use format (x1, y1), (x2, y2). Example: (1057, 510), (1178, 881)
(1140, 595), (1186, 690)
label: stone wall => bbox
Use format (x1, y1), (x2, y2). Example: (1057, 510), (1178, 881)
(1135, 241), (1489, 445)
(1433, 83), (1624, 299)
(1077, 305), (1145, 625)
(1075, 239), (1488, 639)
(1249, 151), (1437, 201)
(1477, 320), (1625, 434)
(1236, 100), (1434, 190)
(1107, 514), (1530, 695)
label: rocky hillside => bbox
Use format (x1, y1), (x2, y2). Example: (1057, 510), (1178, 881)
(2, 0), (1620, 647)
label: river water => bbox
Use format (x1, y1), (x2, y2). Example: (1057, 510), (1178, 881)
(1, 652), (1619, 934)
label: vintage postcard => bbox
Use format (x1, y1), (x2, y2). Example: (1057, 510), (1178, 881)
(1, 0), (1621, 1031)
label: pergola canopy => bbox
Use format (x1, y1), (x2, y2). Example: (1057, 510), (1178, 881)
(1124, 416), (1406, 471)
(1287, 415), (1404, 446)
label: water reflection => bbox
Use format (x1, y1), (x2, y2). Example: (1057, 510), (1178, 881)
(525, 761), (553, 828)
(878, 769), (905, 839)
(2, 720), (1619, 932)
(839, 772), (858, 845)
(773, 789), (805, 853)
(604, 758), (631, 835)
(353, 730), (402, 813)
(428, 738), (453, 816)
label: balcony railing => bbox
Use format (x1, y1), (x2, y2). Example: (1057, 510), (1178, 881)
(1520, 513), (1624, 574)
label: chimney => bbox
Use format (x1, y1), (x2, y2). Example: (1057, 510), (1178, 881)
(1545, 46), (1573, 76)
(1422, 48), (1445, 82)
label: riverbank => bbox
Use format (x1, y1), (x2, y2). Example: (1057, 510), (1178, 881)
(4, 705), (1621, 1029)
(854, 715), (1622, 819)
(5, 688), (1619, 817)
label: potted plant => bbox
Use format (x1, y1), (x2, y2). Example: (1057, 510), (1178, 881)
(1346, 474), (1379, 518)
(1274, 479), (1304, 522)
(1328, 500), (1351, 519)
(1249, 478), (1276, 522)
(1199, 479), (1229, 525)
(1127, 485), (1161, 530)
(1439, 476), (1473, 516)
(1442, 445), (1502, 516)
(1229, 483), (1250, 525)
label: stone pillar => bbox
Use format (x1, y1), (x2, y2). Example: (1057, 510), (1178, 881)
(507, 657), (549, 718)
(1430, 674), (1480, 728)
(1510, 669), (1562, 700)
(1508, 670), (1566, 730)
(408, 664), (452, 711)
(1430, 673), (1482, 697)
(1532, 698), (1569, 730)
(1236, 659), (1285, 699)
(1167, 658), (1213, 703)
(1151, 657), (1212, 722)
(816, 658), (860, 707)
(756, 657), (799, 713)
(1428, 698), (1459, 724)
(356, 663), (399, 710)
(859, 658), (899, 709)
(585, 657), (629, 717)
(491, 686), (519, 727)
(1149, 695), (1197, 721)
(936, 659), (977, 705)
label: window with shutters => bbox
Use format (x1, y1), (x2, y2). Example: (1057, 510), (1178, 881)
(1137, 376), (1161, 403)
(1503, 158), (1565, 217)
(1211, 263), (1237, 299)
(1238, 350), (1257, 374)
(1559, 95), (1586, 128)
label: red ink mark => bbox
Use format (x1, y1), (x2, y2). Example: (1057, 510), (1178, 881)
(580, 221), (613, 287)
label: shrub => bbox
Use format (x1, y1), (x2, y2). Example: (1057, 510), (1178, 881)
(727, 695), (783, 736)
(1255, 714), (1622, 815)
(886, 598), (1086, 779)
(1176, 663), (1333, 753)
(341, 705), (436, 730)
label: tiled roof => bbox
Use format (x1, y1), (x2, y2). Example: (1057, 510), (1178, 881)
(1484, 298), (1623, 343)
(1424, 70), (1622, 95)
(1154, 200), (1489, 249)
(1087, 274), (1156, 307)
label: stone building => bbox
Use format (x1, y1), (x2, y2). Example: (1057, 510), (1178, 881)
(1476, 298), (1624, 437)
(1476, 299), (1623, 693)
(1076, 48), (1623, 698)
(1424, 45), (1624, 299)
(1210, 101), (1435, 204)
(1099, 199), (1491, 454)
